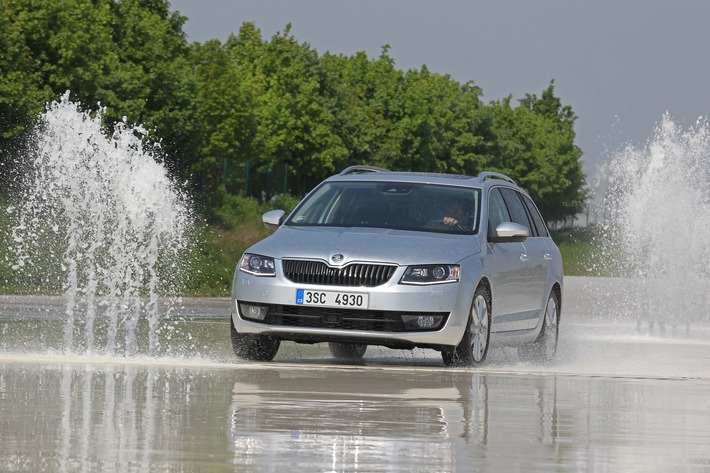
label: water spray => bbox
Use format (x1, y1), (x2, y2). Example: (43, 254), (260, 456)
(594, 114), (710, 331)
(8, 92), (191, 355)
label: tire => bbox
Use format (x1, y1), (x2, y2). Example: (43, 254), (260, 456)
(519, 289), (560, 362)
(230, 318), (280, 361)
(329, 342), (367, 360)
(442, 284), (491, 367)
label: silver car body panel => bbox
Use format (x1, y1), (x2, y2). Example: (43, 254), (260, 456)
(246, 226), (483, 267)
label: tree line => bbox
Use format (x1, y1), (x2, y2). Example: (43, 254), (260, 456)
(0, 0), (586, 223)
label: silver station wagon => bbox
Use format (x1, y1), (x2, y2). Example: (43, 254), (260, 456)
(231, 166), (563, 366)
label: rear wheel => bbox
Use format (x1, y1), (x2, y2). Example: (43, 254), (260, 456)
(519, 289), (560, 362)
(442, 285), (491, 367)
(230, 318), (280, 361)
(329, 342), (367, 360)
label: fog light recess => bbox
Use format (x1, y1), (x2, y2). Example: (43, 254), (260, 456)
(239, 303), (268, 321)
(401, 315), (443, 330)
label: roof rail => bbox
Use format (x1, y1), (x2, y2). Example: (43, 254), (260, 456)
(478, 171), (516, 186)
(339, 165), (390, 175)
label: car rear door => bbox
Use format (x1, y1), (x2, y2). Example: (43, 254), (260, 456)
(499, 188), (550, 325)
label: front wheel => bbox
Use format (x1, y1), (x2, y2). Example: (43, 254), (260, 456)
(519, 289), (560, 362)
(230, 318), (280, 361)
(442, 285), (491, 367)
(329, 342), (367, 360)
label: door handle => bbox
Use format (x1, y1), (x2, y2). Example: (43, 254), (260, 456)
(520, 254), (530, 262)
(544, 253), (552, 260)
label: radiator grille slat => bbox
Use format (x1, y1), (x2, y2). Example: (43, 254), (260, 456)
(282, 260), (396, 287)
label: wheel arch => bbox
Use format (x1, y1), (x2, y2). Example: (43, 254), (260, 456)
(476, 276), (493, 304)
(551, 281), (562, 320)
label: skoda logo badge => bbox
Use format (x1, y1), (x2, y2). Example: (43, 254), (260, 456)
(331, 254), (344, 264)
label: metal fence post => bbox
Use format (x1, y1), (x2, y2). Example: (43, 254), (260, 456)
(244, 160), (250, 196)
(283, 164), (288, 194)
(223, 158), (227, 188)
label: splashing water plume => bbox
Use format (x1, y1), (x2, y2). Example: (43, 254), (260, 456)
(595, 114), (710, 328)
(9, 93), (191, 355)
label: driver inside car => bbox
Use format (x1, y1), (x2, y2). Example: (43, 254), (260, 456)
(442, 199), (470, 228)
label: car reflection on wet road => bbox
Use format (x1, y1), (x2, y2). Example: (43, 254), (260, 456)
(1, 277), (710, 472)
(1, 358), (709, 472)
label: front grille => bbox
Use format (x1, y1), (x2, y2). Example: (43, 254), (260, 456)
(249, 304), (448, 333)
(282, 259), (396, 287)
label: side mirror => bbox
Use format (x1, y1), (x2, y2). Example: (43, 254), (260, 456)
(490, 221), (529, 243)
(262, 209), (286, 231)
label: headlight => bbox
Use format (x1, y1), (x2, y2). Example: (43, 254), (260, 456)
(239, 253), (276, 276)
(400, 264), (460, 285)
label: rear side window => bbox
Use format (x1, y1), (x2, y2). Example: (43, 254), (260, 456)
(499, 188), (533, 234)
(520, 193), (549, 237)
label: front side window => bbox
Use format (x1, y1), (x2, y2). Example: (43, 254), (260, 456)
(287, 181), (481, 235)
(487, 188), (510, 237)
(500, 187), (533, 233)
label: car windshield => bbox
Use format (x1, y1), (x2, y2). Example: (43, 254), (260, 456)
(286, 181), (481, 234)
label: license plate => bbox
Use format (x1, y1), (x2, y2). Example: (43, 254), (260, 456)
(296, 289), (369, 309)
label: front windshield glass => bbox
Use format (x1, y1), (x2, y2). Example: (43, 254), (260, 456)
(286, 181), (481, 235)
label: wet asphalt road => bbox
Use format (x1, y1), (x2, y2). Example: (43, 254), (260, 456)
(1, 276), (710, 472)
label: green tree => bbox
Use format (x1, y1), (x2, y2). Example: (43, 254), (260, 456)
(193, 23), (350, 197)
(0, 0), (118, 142)
(394, 66), (489, 174)
(315, 46), (408, 171)
(319, 50), (388, 169)
(105, 0), (201, 178)
(191, 38), (246, 193)
(488, 82), (587, 223)
(0, 0), (200, 180)
(348, 47), (407, 168)
(253, 25), (348, 180)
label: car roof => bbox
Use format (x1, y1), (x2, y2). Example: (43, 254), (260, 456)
(326, 165), (520, 190)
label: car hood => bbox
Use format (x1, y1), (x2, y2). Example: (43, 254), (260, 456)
(247, 226), (482, 266)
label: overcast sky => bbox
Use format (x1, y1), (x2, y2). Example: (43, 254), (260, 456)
(169, 0), (710, 178)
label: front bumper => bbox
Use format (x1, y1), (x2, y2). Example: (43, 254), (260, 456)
(231, 267), (474, 349)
